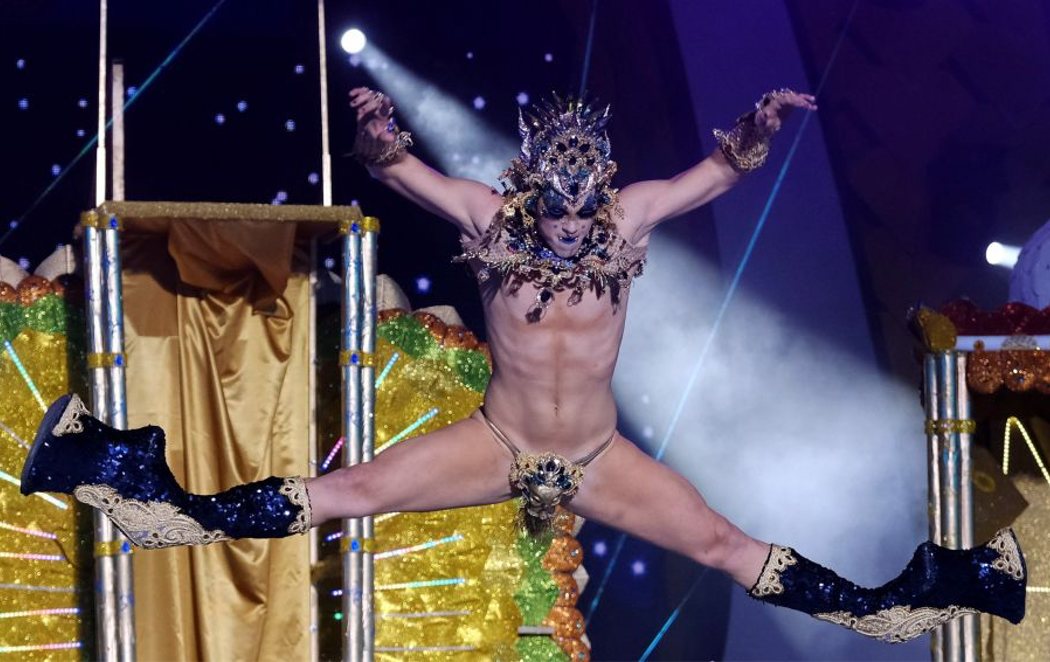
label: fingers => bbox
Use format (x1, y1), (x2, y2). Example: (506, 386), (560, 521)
(766, 89), (818, 112)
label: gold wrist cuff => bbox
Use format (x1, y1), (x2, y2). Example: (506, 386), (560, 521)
(713, 111), (771, 173)
(354, 130), (413, 167)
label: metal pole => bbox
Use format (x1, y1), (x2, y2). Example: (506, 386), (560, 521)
(924, 353), (944, 662)
(102, 217), (135, 662)
(95, 0), (108, 206)
(342, 223), (363, 662)
(107, 58), (136, 662)
(956, 352), (977, 661)
(314, 4), (332, 654)
(111, 62), (125, 202)
(317, 0), (333, 207)
(89, 2), (120, 656)
(84, 218), (119, 662)
(937, 352), (962, 660)
(360, 219), (378, 659)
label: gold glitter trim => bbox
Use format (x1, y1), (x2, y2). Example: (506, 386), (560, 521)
(87, 352), (124, 369)
(73, 484), (231, 549)
(52, 394), (90, 437)
(279, 476), (311, 535)
(749, 545), (797, 597)
(340, 536), (376, 554)
(94, 540), (132, 557)
(924, 418), (977, 436)
(815, 604), (979, 643)
(80, 210), (123, 231)
(339, 350), (376, 367)
(90, 201), (362, 227)
(912, 307), (957, 351)
(989, 528), (1025, 581)
(360, 216), (381, 233)
(339, 216), (381, 235)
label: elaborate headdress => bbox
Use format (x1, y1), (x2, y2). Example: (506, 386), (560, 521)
(501, 96), (617, 205)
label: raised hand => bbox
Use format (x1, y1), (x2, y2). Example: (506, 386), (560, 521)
(350, 86), (397, 143)
(755, 89), (818, 134)
(349, 87), (412, 166)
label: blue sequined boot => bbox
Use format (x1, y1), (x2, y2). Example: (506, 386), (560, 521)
(21, 394), (312, 549)
(748, 530), (1026, 642)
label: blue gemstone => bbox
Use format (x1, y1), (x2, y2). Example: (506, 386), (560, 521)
(351, 539), (361, 551)
(351, 222), (360, 234)
(351, 353), (359, 365)
(109, 215), (118, 229)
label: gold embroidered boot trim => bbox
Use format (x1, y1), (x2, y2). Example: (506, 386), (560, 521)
(279, 476), (312, 535)
(52, 394), (90, 437)
(749, 544), (797, 597)
(989, 528), (1024, 581)
(814, 604), (979, 643)
(74, 484), (231, 549)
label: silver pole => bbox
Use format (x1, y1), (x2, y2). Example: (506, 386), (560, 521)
(360, 219), (378, 660)
(956, 352), (977, 661)
(924, 353), (944, 662)
(111, 62), (125, 202)
(102, 218), (135, 662)
(938, 352), (962, 660)
(91, 6), (120, 656)
(107, 58), (137, 662)
(342, 222), (364, 662)
(313, 4), (331, 655)
(95, 0), (108, 206)
(84, 218), (119, 662)
(317, 0), (333, 207)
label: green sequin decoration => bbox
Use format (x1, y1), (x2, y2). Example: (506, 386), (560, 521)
(0, 304), (24, 343)
(378, 315), (490, 393)
(514, 532), (558, 624)
(516, 637), (570, 662)
(0, 295), (76, 342)
(22, 295), (70, 334)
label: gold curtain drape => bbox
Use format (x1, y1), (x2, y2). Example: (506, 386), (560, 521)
(121, 220), (311, 661)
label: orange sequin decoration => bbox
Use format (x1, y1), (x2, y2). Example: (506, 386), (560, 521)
(15, 276), (53, 306)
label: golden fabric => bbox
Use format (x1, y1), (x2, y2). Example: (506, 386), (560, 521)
(122, 223), (311, 662)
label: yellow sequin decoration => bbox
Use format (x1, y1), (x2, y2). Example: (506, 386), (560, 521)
(0, 326), (87, 660)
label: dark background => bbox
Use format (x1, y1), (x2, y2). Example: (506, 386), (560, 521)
(4, 1), (1049, 659)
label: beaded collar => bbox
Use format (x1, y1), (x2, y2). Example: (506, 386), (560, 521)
(454, 191), (646, 321)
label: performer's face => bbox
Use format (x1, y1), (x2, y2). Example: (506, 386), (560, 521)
(536, 191), (599, 258)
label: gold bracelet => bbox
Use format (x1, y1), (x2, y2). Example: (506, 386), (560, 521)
(353, 128), (413, 167)
(712, 111), (771, 173)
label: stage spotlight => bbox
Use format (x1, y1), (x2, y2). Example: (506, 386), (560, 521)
(986, 241), (1020, 268)
(340, 28), (367, 55)
(415, 276), (432, 294)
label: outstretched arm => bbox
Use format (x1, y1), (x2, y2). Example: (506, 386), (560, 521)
(350, 87), (502, 238)
(619, 90), (816, 244)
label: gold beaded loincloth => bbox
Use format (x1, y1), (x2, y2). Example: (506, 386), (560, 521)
(476, 408), (615, 535)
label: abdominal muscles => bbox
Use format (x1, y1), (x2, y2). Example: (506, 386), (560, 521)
(480, 280), (629, 456)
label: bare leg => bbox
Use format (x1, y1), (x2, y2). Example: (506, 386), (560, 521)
(307, 415), (514, 525)
(568, 434), (769, 588)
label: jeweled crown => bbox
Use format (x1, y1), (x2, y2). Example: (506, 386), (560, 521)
(502, 95), (616, 205)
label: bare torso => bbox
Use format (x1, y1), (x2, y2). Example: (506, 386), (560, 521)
(466, 222), (646, 458)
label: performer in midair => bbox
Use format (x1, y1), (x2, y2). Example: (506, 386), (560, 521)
(23, 85), (1025, 643)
